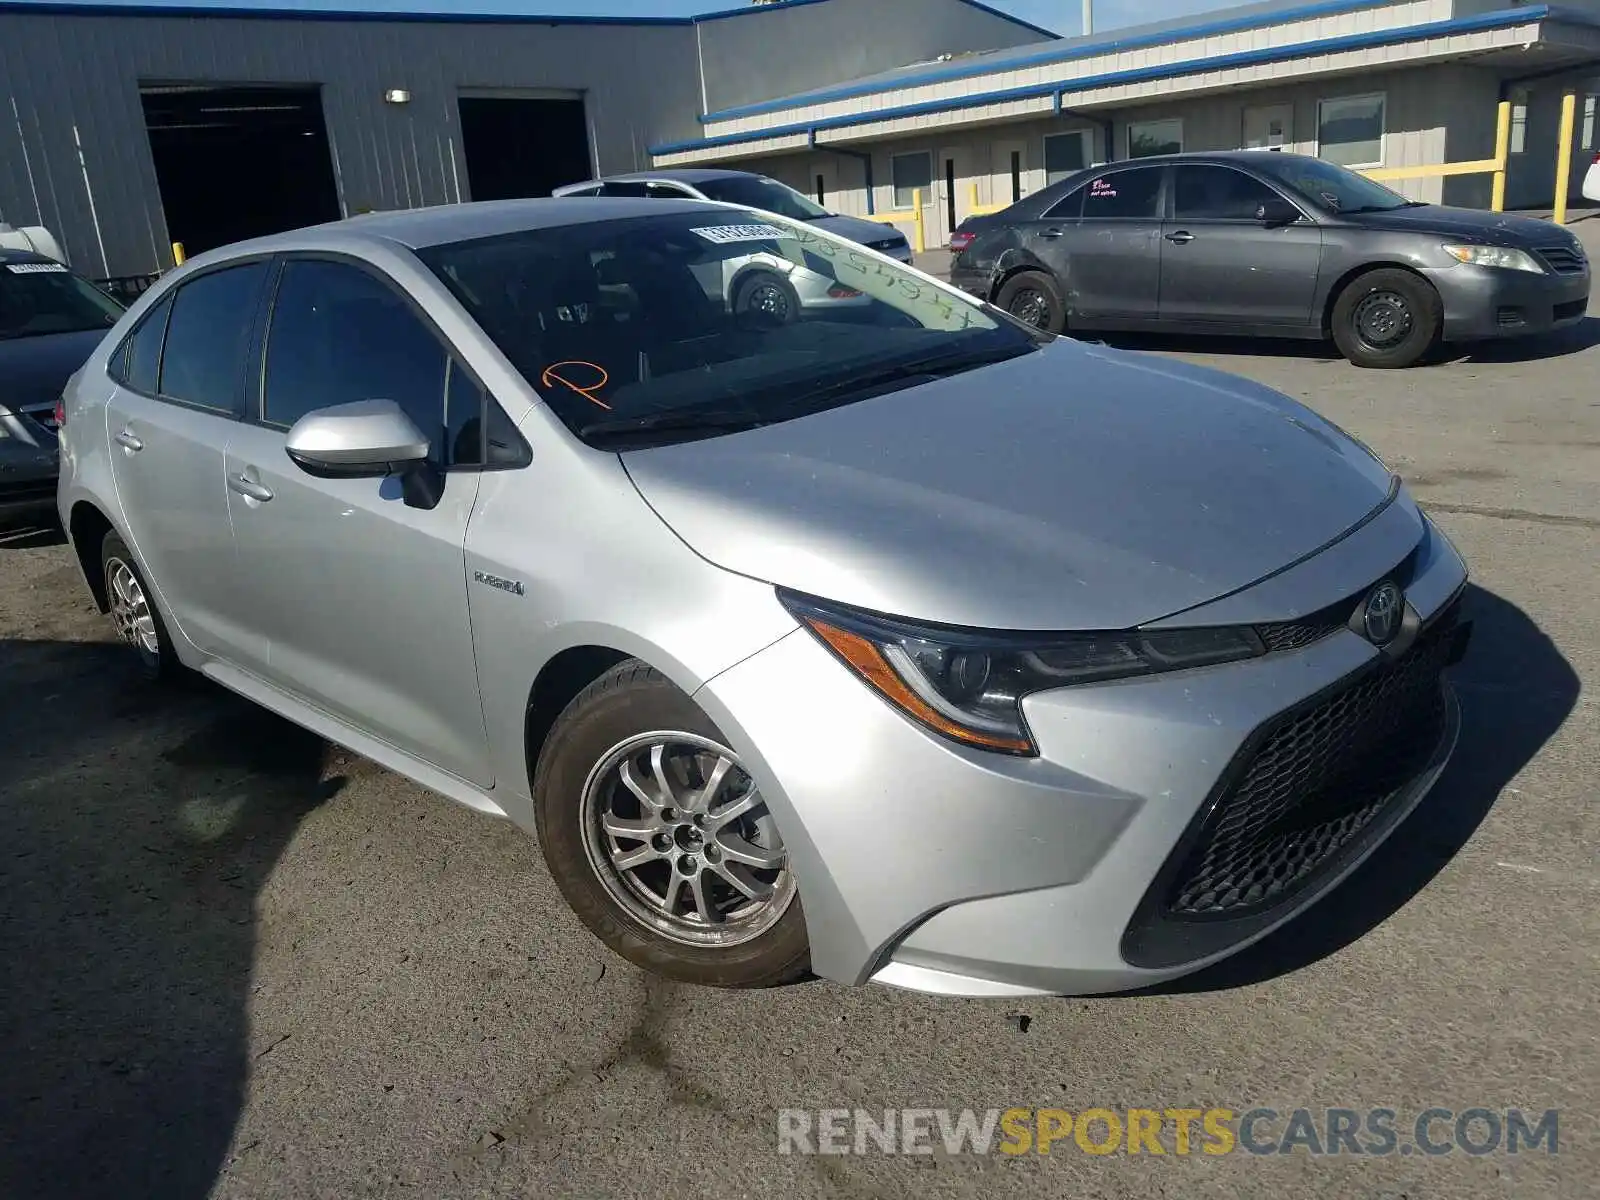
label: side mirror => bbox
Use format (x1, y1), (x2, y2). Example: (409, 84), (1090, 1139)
(1256, 197), (1302, 227)
(284, 399), (443, 510)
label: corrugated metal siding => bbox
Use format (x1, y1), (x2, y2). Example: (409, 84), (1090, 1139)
(0, 11), (703, 275)
(695, 0), (1045, 118)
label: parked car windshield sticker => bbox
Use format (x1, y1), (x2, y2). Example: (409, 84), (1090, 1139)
(691, 224), (796, 245)
(4, 262), (68, 274)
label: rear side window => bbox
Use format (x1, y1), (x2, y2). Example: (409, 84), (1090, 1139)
(159, 262), (269, 413)
(110, 295), (172, 394)
(1080, 169), (1163, 220)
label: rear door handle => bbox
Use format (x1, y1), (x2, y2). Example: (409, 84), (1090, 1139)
(114, 429), (143, 452)
(227, 473), (274, 503)
(1039, 228), (1065, 239)
(1165, 230), (1196, 244)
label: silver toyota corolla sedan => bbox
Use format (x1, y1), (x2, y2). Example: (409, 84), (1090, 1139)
(57, 197), (1471, 997)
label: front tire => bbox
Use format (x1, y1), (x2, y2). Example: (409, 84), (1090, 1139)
(1331, 268), (1441, 368)
(533, 660), (810, 988)
(100, 530), (180, 681)
(995, 270), (1066, 334)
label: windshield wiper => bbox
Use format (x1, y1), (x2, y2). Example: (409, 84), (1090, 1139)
(579, 409), (768, 446)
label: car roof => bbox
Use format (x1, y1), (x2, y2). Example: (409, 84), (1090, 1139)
(559, 168), (764, 189)
(0, 247), (62, 267)
(1094, 150), (1320, 169)
(194, 196), (732, 260)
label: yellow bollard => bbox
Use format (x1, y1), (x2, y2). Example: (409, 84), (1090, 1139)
(1491, 99), (1511, 213)
(1554, 91), (1577, 225)
(911, 188), (926, 254)
(171, 241), (186, 266)
(971, 181), (982, 213)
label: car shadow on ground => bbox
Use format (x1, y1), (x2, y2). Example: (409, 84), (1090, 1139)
(1084, 317), (1600, 366)
(0, 638), (342, 1200)
(1142, 583), (1577, 995)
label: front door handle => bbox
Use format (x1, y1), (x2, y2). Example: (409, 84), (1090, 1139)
(227, 473), (274, 503)
(114, 428), (143, 452)
(1038, 228), (1065, 239)
(1165, 230), (1196, 244)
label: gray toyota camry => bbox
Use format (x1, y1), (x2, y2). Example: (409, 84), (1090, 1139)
(950, 151), (1590, 368)
(58, 196), (1470, 997)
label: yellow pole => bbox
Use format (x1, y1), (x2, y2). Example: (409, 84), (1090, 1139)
(171, 241), (186, 266)
(1490, 99), (1511, 213)
(970, 181), (982, 213)
(1554, 91), (1577, 225)
(912, 187), (925, 254)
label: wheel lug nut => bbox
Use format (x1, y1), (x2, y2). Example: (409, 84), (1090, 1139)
(705, 845), (721, 862)
(660, 808), (676, 822)
(652, 833), (672, 852)
(680, 854), (698, 872)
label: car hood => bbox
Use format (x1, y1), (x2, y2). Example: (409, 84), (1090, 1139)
(809, 212), (907, 248)
(1345, 203), (1575, 247)
(0, 328), (104, 411)
(622, 340), (1397, 630)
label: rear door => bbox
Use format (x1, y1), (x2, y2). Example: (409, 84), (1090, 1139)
(219, 255), (500, 785)
(1030, 165), (1165, 321)
(104, 260), (270, 656)
(1160, 164), (1323, 327)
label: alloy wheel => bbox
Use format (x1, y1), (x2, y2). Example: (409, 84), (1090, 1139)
(106, 557), (160, 661)
(579, 731), (795, 947)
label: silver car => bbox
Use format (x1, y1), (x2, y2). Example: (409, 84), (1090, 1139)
(58, 197), (1471, 997)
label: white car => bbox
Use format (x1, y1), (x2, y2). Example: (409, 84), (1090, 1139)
(1582, 152), (1600, 204)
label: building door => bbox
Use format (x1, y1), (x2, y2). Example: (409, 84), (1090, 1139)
(458, 90), (592, 201)
(988, 138), (1029, 210)
(936, 145), (977, 246)
(1242, 104), (1294, 151)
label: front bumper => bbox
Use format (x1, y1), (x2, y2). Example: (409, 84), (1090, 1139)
(694, 501), (1469, 996)
(1427, 261), (1590, 341)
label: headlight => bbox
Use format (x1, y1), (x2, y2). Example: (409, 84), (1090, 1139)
(1442, 244), (1545, 274)
(779, 590), (1265, 756)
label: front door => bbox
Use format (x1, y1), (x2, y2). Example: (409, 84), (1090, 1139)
(1035, 164), (1165, 321)
(1159, 164), (1323, 327)
(104, 261), (271, 657)
(221, 256), (493, 786)
(988, 138), (1029, 211)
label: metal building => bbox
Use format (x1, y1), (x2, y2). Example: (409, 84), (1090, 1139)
(0, 0), (1046, 278)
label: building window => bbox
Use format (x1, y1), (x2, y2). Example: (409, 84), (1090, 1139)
(1318, 93), (1385, 168)
(1584, 96), (1598, 151)
(1127, 119), (1183, 159)
(1510, 88), (1529, 155)
(890, 151), (932, 210)
(1044, 130), (1091, 185)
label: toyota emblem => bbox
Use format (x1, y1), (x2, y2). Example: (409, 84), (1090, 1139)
(1362, 581), (1403, 646)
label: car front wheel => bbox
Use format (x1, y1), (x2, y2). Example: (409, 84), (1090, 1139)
(534, 660), (810, 988)
(1331, 268), (1442, 368)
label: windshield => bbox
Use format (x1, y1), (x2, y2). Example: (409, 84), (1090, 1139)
(418, 209), (1040, 447)
(1250, 156), (1416, 214)
(0, 262), (123, 340)
(693, 176), (830, 221)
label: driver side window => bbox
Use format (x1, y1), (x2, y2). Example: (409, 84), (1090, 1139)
(259, 258), (519, 468)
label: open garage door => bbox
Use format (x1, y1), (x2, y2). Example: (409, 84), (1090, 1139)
(141, 85), (342, 258)
(458, 91), (592, 201)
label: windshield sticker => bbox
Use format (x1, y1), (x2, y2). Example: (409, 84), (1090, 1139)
(4, 262), (67, 274)
(691, 223), (796, 245)
(541, 360), (612, 410)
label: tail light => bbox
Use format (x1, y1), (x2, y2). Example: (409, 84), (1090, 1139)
(53, 396), (66, 428)
(949, 230), (976, 254)
(826, 284), (862, 299)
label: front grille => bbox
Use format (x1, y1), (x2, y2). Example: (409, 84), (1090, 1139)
(1536, 244), (1586, 275)
(1554, 298), (1588, 322)
(1252, 545), (1421, 656)
(1165, 601), (1460, 919)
